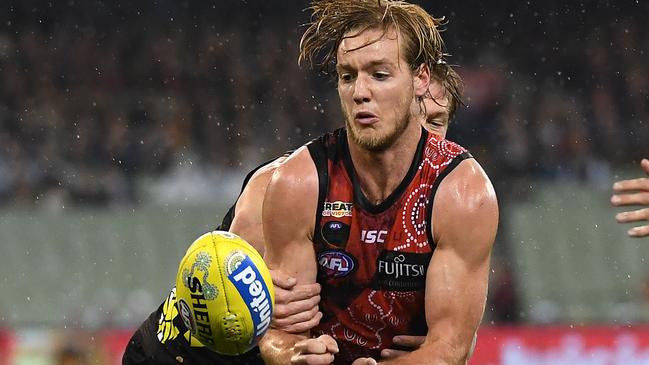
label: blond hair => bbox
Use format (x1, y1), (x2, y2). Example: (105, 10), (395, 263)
(299, 0), (463, 119)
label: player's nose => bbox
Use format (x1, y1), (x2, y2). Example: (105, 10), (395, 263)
(352, 75), (371, 104)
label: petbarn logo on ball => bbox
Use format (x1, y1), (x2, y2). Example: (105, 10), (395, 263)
(322, 201), (353, 218)
(318, 249), (356, 278)
(227, 256), (272, 340)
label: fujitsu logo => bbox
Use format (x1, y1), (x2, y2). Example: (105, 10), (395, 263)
(377, 254), (426, 279)
(374, 250), (432, 291)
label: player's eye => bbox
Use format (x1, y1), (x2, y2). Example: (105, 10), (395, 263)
(373, 72), (389, 80)
(339, 73), (354, 82)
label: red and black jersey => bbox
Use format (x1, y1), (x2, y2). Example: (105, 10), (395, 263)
(307, 127), (471, 363)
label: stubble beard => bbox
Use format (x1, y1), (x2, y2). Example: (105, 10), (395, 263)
(344, 101), (412, 152)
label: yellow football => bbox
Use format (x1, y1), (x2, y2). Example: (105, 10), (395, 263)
(175, 230), (275, 355)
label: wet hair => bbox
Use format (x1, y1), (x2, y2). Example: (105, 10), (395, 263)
(298, 0), (464, 119)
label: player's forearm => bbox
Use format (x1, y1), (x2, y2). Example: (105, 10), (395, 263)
(379, 341), (467, 365)
(259, 329), (306, 365)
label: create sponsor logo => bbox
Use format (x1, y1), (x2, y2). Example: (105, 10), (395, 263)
(228, 256), (272, 340)
(318, 249), (356, 278)
(361, 229), (388, 244)
(185, 276), (215, 345)
(322, 201), (353, 218)
(375, 250), (432, 291)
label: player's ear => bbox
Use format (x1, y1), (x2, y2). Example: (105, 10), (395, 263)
(413, 63), (430, 98)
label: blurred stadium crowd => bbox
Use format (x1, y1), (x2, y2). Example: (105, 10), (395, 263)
(0, 0), (646, 208)
(0, 1), (647, 336)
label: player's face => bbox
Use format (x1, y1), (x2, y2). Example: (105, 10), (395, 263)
(423, 79), (450, 138)
(336, 27), (426, 151)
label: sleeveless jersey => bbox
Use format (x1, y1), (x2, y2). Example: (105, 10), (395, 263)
(307, 127), (471, 363)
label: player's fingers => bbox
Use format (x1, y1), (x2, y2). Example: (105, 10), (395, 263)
(273, 303), (319, 328)
(293, 338), (328, 355)
(276, 311), (323, 334)
(351, 357), (378, 365)
(380, 348), (409, 359)
(611, 192), (649, 206)
(612, 179), (649, 194)
(317, 334), (339, 354)
(270, 269), (297, 290)
(628, 224), (649, 238)
(392, 335), (426, 348)
(276, 283), (321, 304)
(641, 159), (649, 175)
(274, 293), (320, 319)
(616, 208), (649, 223)
(290, 353), (335, 365)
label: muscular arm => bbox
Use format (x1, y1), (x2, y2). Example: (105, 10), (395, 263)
(379, 159), (498, 365)
(230, 157), (287, 252)
(258, 147), (324, 365)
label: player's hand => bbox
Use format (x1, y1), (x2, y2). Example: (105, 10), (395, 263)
(612, 158), (649, 237)
(270, 269), (322, 334)
(380, 335), (425, 359)
(291, 334), (338, 365)
(351, 357), (378, 365)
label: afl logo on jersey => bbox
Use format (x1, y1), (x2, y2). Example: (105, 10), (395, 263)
(318, 249), (356, 278)
(322, 201), (353, 218)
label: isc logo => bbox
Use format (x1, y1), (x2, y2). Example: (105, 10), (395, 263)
(318, 250), (356, 278)
(361, 230), (388, 244)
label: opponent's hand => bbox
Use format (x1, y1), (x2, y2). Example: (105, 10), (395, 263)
(612, 158), (649, 237)
(351, 357), (378, 365)
(270, 269), (322, 334)
(291, 334), (338, 365)
(380, 335), (425, 359)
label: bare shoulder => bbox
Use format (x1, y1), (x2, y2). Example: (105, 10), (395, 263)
(262, 146), (320, 277)
(432, 158), (499, 254)
(230, 155), (289, 251)
(267, 146), (319, 196)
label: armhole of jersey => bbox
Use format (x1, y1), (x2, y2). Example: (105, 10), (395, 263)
(307, 141), (329, 242)
(216, 153), (292, 231)
(425, 151), (474, 247)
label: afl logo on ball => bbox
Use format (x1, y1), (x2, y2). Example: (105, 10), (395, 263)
(318, 250), (356, 278)
(225, 250), (247, 276)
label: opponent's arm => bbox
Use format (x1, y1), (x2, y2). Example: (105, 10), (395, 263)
(230, 156), (322, 334)
(376, 159), (498, 365)
(258, 148), (338, 365)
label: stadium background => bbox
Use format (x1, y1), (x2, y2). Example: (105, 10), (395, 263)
(0, 0), (648, 363)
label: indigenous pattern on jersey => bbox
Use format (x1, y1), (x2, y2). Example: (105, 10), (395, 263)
(307, 127), (471, 364)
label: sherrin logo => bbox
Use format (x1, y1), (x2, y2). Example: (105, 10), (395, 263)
(322, 201), (353, 218)
(318, 249), (356, 277)
(227, 255), (272, 340)
(183, 275), (216, 345)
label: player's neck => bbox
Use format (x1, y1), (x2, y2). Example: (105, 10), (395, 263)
(348, 123), (422, 205)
